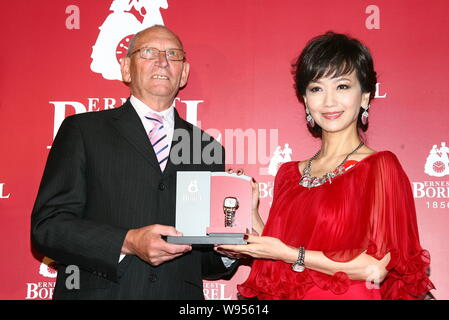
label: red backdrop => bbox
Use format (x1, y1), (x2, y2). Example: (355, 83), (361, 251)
(1, 0), (448, 300)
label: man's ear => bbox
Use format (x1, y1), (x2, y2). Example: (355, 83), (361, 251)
(179, 61), (190, 88)
(120, 57), (132, 83)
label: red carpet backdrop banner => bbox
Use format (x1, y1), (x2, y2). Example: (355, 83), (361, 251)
(1, 0), (448, 300)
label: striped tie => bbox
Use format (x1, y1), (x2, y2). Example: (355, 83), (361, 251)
(145, 112), (170, 171)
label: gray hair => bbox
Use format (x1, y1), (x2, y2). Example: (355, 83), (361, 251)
(126, 25), (184, 57)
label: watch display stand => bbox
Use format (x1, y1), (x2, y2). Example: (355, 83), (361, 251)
(166, 171), (252, 245)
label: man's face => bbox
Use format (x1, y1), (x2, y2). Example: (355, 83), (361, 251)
(121, 28), (190, 107)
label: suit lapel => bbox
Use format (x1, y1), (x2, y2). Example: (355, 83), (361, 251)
(111, 100), (161, 172)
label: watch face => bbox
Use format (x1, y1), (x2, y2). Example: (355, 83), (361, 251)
(292, 264), (305, 272)
(224, 197), (238, 208)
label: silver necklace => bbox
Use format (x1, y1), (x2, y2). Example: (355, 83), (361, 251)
(299, 141), (364, 188)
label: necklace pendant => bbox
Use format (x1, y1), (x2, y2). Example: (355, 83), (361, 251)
(310, 177), (317, 188)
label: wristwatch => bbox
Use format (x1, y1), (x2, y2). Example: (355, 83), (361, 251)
(223, 197), (239, 227)
(291, 246), (305, 272)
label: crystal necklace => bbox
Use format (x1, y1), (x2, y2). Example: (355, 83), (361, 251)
(299, 141), (364, 188)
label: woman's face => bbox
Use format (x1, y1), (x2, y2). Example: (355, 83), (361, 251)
(303, 70), (370, 135)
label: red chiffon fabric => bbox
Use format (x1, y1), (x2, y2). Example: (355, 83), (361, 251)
(238, 151), (435, 300)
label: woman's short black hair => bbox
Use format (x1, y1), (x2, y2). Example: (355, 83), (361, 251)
(292, 32), (377, 137)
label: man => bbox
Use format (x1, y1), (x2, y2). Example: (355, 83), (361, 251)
(31, 25), (235, 299)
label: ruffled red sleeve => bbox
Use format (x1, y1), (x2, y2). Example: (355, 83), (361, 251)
(363, 152), (435, 299)
(322, 152), (435, 299)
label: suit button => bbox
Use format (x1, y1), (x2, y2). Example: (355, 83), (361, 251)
(158, 182), (166, 191)
(149, 274), (158, 282)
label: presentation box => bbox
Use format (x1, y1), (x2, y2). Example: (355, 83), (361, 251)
(166, 171), (252, 245)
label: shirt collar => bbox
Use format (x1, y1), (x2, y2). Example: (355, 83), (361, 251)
(130, 95), (174, 124)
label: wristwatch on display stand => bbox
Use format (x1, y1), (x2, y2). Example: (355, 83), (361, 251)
(223, 197), (239, 227)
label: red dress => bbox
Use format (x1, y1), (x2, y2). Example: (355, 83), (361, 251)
(238, 151), (435, 300)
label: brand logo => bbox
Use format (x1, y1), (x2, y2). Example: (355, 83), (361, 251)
(188, 180), (199, 193)
(183, 179), (202, 202)
(39, 257), (58, 278)
(25, 257), (57, 300)
(90, 0), (168, 81)
(48, 97), (202, 146)
(424, 142), (449, 177)
(259, 143), (293, 176)
(412, 142), (449, 209)
(203, 282), (232, 300)
(255, 143), (293, 206)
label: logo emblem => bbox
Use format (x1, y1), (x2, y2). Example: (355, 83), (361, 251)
(265, 143), (293, 176)
(424, 142), (449, 177)
(39, 257), (58, 278)
(90, 0), (169, 81)
(188, 180), (199, 193)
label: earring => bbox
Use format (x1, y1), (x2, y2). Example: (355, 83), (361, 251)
(305, 108), (315, 127)
(361, 105), (370, 125)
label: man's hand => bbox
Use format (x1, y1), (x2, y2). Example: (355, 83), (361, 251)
(121, 224), (192, 266)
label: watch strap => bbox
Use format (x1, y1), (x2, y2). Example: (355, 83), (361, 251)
(291, 246), (305, 272)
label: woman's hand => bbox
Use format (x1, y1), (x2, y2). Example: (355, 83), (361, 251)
(226, 167), (259, 212)
(213, 245), (248, 260)
(216, 234), (293, 262)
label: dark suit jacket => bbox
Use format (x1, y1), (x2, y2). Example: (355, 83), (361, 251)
(31, 99), (234, 299)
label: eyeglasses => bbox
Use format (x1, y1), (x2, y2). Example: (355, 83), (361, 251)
(130, 47), (185, 61)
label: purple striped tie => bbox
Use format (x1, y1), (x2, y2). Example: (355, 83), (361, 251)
(145, 112), (170, 171)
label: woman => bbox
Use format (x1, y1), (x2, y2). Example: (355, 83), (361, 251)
(218, 32), (435, 300)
